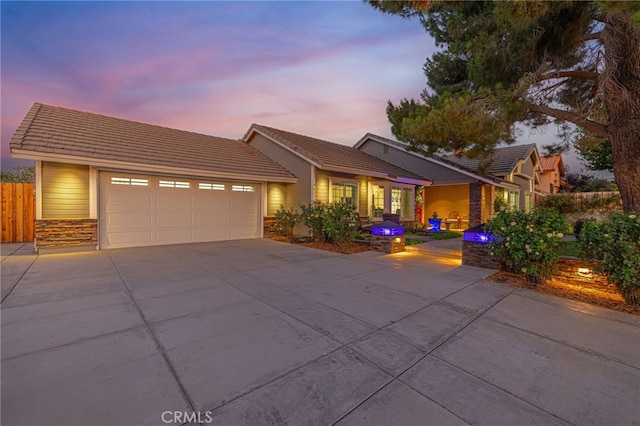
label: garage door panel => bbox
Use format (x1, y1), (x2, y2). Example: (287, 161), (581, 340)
(107, 212), (153, 226)
(156, 212), (195, 226)
(195, 212), (227, 226)
(100, 172), (260, 249)
(107, 193), (153, 209)
(156, 228), (195, 244)
(107, 231), (153, 246)
(156, 194), (195, 209)
(196, 196), (228, 209)
(196, 228), (228, 240)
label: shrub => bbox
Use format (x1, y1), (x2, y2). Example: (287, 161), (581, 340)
(485, 208), (568, 285)
(538, 193), (580, 214)
(323, 202), (360, 247)
(573, 217), (596, 239)
(273, 205), (299, 241)
(299, 201), (327, 242)
(580, 213), (640, 305)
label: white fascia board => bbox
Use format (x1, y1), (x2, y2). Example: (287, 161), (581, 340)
(11, 150), (298, 183)
(394, 176), (432, 186)
(244, 128), (323, 169)
(324, 164), (430, 186)
(323, 164), (388, 179)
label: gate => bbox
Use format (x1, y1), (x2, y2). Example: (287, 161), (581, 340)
(1, 183), (35, 242)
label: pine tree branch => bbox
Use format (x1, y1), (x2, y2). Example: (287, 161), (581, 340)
(526, 103), (609, 138)
(537, 70), (599, 81)
(582, 32), (602, 42)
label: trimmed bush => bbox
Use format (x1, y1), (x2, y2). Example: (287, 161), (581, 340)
(323, 202), (360, 247)
(580, 213), (640, 305)
(273, 205), (299, 241)
(485, 208), (568, 285)
(299, 201), (327, 242)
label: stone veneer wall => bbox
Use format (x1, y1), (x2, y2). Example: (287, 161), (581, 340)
(263, 216), (277, 235)
(462, 241), (607, 285)
(462, 241), (498, 269)
(371, 234), (405, 254)
(468, 182), (483, 228)
(35, 219), (98, 251)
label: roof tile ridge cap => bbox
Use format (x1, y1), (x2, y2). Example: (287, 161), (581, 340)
(10, 102), (43, 148)
(258, 125), (323, 166)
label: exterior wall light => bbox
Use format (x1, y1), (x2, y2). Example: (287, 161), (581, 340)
(577, 267), (592, 278)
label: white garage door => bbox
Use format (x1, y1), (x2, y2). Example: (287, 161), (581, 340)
(99, 172), (260, 249)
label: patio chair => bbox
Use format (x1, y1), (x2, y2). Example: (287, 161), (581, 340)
(445, 212), (460, 229)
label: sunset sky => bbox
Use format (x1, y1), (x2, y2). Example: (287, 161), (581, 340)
(1, 1), (581, 172)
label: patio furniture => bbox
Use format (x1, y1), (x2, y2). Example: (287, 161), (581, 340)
(445, 212), (460, 229)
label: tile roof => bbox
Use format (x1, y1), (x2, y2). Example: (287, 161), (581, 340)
(540, 155), (565, 175)
(354, 133), (511, 186)
(443, 144), (539, 175)
(10, 103), (297, 181)
(246, 124), (428, 182)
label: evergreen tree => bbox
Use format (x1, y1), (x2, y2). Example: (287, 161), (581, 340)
(369, 0), (640, 212)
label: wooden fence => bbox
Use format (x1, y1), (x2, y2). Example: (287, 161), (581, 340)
(1, 183), (35, 243)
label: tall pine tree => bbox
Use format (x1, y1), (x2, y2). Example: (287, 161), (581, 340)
(369, 0), (640, 212)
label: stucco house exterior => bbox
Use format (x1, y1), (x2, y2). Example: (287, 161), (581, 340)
(537, 155), (566, 195)
(10, 103), (298, 252)
(243, 124), (430, 233)
(354, 134), (542, 228)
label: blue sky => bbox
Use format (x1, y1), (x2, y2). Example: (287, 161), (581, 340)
(1, 0), (436, 169)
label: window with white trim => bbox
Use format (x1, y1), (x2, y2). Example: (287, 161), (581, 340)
(110, 177), (149, 186)
(331, 182), (357, 206)
(232, 185), (255, 192)
(159, 180), (190, 188)
(199, 183), (225, 191)
(371, 185), (384, 218)
(391, 187), (413, 218)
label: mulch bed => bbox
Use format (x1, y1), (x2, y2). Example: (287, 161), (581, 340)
(269, 236), (371, 255)
(489, 271), (640, 316)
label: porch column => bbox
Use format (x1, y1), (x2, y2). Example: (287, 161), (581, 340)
(469, 181), (483, 227)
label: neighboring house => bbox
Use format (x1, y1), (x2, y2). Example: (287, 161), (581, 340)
(243, 124), (430, 233)
(10, 103), (297, 252)
(537, 155), (566, 195)
(354, 134), (541, 228)
(442, 143), (542, 213)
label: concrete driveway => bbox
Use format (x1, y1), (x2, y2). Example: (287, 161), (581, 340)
(1, 239), (639, 426)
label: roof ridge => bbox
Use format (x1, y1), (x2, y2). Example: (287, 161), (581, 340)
(251, 124), (325, 165)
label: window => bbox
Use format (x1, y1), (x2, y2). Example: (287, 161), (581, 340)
(232, 185), (255, 192)
(509, 191), (520, 210)
(371, 185), (384, 218)
(391, 187), (413, 218)
(525, 193), (533, 212)
(159, 180), (190, 188)
(110, 177), (149, 186)
(199, 183), (225, 191)
(331, 182), (357, 206)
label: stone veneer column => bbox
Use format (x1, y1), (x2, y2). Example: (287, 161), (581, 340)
(35, 219), (98, 253)
(469, 181), (483, 227)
